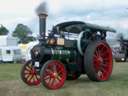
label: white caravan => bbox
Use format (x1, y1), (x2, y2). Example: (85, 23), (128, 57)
(0, 35), (21, 62)
(0, 46), (21, 62)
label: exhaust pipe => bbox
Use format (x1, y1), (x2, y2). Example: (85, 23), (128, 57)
(36, 2), (48, 39)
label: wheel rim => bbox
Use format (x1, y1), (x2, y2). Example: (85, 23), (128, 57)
(22, 62), (41, 86)
(93, 43), (112, 81)
(42, 61), (66, 89)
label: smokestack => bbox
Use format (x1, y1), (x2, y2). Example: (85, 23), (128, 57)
(36, 2), (48, 39)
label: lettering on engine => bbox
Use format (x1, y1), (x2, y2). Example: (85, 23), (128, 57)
(51, 49), (71, 55)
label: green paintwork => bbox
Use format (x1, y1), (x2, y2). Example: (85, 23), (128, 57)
(51, 49), (75, 61)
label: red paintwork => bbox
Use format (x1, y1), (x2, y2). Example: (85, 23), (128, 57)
(93, 43), (112, 81)
(42, 60), (66, 89)
(23, 63), (41, 86)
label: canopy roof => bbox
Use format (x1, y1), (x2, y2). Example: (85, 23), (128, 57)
(53, 21), (116, 34)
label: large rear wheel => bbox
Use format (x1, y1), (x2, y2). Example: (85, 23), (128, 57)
(21, 60), (41, 86)
(84, 41), (113, 81)
(40, 60), (67, 90)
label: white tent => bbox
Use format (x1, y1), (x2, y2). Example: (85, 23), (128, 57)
(0, 35), (18, 46)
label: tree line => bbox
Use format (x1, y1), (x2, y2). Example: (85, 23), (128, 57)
(0, 24), (36, 44)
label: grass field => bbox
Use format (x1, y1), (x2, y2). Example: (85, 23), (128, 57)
(0, 62), (128, 96)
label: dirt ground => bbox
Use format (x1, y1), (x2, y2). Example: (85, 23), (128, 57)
(0, 62), (128, 96)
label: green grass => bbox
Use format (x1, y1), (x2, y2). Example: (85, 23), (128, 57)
(0, 64), (22, 81)
(0, 62), (128, 96)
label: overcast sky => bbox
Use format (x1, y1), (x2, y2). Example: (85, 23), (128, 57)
(0, 0), (128, 38)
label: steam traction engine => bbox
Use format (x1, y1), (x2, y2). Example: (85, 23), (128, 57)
(21, 6), (116, 90)
(114, 38), (128, 62)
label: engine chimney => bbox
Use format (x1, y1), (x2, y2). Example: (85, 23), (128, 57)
(38, 13), (48, 38)
(36, 2), (48, 39)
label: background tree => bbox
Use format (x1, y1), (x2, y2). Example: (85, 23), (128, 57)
(0, 24), (9, 35)
(13, 24), (36, 43)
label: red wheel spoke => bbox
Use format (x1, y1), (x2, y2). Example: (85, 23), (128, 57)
(100, 46), (105, 52)
(44, 75), (50, 80)
(100, 67), (108, 75)
(95, 50), (100, 57)
(24, 70), (30, 74)
(57, 71), (63, 77)
(27, 74), (33, 82)
(33, 75), (37, 82)
(53, 64), (57, 73)
(25, 66), (31, 71)
(50, 78), (56, 86)
(35, 74), (40, 81)
(56, 76), (62, 82)
(101, 63), (108, 67)
(47, 77), (52, 85)
(45, 69), (53, 74)
(28, 64), (32, 68)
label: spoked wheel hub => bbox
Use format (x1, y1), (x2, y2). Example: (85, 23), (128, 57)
(21, 60), (41, 86)
(40, 60), (67, 90)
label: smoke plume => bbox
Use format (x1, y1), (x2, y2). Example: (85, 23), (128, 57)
(36, 2), (48, 15)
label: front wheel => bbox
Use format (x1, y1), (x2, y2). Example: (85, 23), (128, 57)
(84, 41), (113, 81)
(40, 60), (67, 90)
(21, 60), (41, 86)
